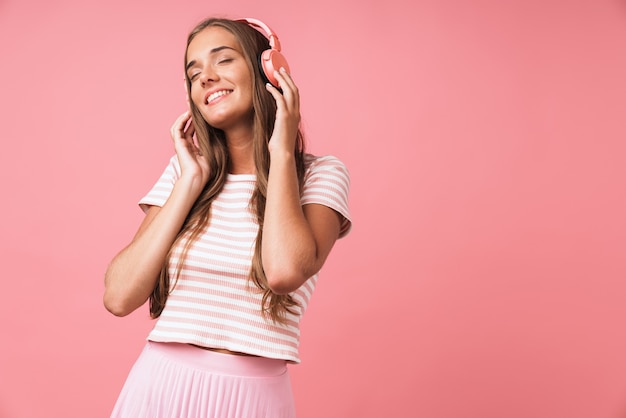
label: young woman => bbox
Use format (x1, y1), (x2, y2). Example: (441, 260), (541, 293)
(104, 17), (351, 417)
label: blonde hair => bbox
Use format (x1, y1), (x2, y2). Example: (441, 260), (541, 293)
(149, 18), (306, 324)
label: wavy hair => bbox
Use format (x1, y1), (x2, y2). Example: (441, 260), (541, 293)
(149, 18), (306, 324)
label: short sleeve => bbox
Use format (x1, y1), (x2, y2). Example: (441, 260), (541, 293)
(301, 155), (352, 238)
(138, 156), (181, 213)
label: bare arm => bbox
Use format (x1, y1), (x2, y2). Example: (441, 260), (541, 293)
(262, 69), (342, 294)
(103, 111), (209, 316)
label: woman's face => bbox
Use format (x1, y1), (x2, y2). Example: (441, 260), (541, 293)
(186, 26), (254, 133)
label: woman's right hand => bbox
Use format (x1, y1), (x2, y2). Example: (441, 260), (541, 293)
(103, 111), (211, 317)
(170, 110), (210, 193)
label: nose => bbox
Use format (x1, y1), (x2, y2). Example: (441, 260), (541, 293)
(199, 66), (219, 87)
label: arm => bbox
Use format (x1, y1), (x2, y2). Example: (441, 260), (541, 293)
(262, 69), (343, 294)
(103, 111), (209, 316)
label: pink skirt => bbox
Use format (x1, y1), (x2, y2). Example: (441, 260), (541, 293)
(111, 341), (296, 418)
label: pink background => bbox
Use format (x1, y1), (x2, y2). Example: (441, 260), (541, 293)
(1, 0), (626, 417)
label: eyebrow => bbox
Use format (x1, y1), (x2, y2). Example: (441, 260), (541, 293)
(185, 46), (236, 73)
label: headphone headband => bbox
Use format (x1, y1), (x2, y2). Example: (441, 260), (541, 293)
(236, 17), (289, 88)
(236, 17), (282, 51)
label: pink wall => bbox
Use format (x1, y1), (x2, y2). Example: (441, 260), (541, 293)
(1, 0), (625, 417)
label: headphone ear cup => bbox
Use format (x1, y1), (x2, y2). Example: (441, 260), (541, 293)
(260, 49), (290, 88)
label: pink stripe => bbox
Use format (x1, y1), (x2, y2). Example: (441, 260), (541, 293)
(139, 153), (351, 363)
(163, 296), (301, 330)
(161, 304), (300, 336)
(154, 318), (299, 347)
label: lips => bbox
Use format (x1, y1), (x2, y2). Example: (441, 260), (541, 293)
(205, 89), (233, 104)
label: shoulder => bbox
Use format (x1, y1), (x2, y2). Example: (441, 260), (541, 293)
(303, 154), (350, 182)
(301, 153), (352, 238)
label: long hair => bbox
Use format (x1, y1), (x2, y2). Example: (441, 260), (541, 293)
(149, 18), (306, 324)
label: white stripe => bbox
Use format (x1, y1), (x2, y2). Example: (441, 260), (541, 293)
(181, 252), (252, 270)
(168, 289), (260, 310)
(149, 329), (300, 358)
(153, 321), (299, 348)
(195, 227), (257, 240)
(142, 153), (350, 362)
(158, 312), (299, 344)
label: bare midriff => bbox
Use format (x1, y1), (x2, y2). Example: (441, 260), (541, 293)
(189, 344), (258, 357)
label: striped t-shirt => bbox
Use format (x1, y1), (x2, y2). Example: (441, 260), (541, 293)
(138, 153), (352, 363)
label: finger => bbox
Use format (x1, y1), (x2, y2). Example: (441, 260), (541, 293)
(277, 67), (297, 91)
(273, 69), (299, 110)
(178, 112), (193, 139)
(171, 111), (191, 139)
(265, 82), (286, 109)
(187, 120), (196, 139)
(183, 116), (195, 139)
(176, 110), (191, 125)
(274, 68), (298, 99)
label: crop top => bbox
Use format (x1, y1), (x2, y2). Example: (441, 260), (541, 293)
(138, 153), (352, 363)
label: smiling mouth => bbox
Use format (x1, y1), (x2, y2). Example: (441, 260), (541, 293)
(206, 90), (233, 104)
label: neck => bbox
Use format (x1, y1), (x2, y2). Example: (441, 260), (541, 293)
(225, 126), (255, 174)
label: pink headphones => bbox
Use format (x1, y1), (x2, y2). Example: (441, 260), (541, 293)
(237, 18), (290, 88)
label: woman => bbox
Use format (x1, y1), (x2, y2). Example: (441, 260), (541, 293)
(104, 17), (351, 417)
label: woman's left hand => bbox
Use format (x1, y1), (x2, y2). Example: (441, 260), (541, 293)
(265, 67), (301, 154)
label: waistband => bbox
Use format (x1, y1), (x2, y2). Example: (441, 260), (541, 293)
(146, 341), (288, 378)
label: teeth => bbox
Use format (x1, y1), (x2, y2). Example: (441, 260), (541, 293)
(206, 90), (232, 104)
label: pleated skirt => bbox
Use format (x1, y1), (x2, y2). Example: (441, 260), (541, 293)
(111, 341), (296, 418)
